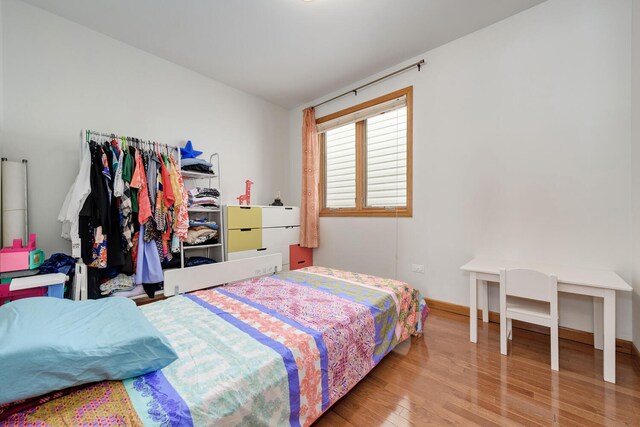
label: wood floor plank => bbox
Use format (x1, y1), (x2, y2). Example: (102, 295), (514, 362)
(313, 309), (640, 426)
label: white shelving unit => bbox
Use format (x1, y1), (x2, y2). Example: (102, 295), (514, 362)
(187, 207), (220, 213)
(179, 153), (225, 268)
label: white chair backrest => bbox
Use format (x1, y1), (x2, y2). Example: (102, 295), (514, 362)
(499, 268), (558, 302)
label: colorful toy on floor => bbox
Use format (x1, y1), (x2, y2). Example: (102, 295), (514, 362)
(237, 180), (253, 205)
(0, 234), (67, 305)
(0, 234), (44, 273)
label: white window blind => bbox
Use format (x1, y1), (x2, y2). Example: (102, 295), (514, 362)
(365, 107), (407, 207)
(316, 96), (406, 133)
(324, 123), (356, 208)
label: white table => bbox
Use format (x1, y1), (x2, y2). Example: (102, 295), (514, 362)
(460, 257), (632, 383)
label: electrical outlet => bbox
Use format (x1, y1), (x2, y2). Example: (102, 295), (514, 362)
(411, 264), (425, 274)
(71, 238), (81, 258)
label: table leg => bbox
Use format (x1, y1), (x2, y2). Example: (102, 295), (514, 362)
(479, 280), (489, 323)
(470, 272), (477, 343)
(593, 296), (604, 350)
(603, 289), (616, 383)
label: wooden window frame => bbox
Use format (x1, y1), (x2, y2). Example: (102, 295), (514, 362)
(318, 86), (413, 218)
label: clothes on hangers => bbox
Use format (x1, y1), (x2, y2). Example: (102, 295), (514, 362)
(146, 153), (161, 213)
(77, 142), (112, 267)
(120, 147), (135, 251)
(59, 136), (92, 241)
(136, 224), (164, 298)
(160, 155), (175, 207)
(103, 144), (125, 267)
(61, 132), (190, 299)
(130, 149), (153, 225)
(113, 146), (124, 198)
(171, 156), (190, 241)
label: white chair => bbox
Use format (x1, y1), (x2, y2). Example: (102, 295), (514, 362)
(499, 268), (559, 371)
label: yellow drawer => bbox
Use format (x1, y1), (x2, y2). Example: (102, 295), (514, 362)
(228, 229), (262, 253)
(227, 206), (262, 229)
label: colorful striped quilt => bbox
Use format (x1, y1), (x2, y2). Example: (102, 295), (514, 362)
(1, 267), (427, 427)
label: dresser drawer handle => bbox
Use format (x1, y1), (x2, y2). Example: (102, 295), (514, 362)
(297, 260), (305, 264)
(257, 248), (267, 252)
(240, 228), (251, 232)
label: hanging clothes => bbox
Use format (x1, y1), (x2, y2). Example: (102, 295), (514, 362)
(78, 143), (111, 267)
(128, 147), (139, 213)
(170, 156), (190, 241)
(103, 145), (125, 268)
(130, 149), (153, 225)
(59, 136), (92, 241)
(147, 164), (169, 263)
(113, 144), (125, 198)
(159, 155), (175, 208)
(146, 152), (161, 214)
(120, 147), (135, 251)
(61, 132), (190, 300)
(136, 224), (164, 298)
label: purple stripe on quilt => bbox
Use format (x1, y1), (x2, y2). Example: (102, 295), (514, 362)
(133, 370), (193, 427)
(184, 294), (301, 427)
(217, 288), (331, 411)
(276, 274), (389, 364)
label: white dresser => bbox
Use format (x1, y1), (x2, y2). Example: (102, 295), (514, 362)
(224, 205), (300, 270)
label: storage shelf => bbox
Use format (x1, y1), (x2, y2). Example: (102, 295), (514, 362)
(181, 170), (217, 179)
(188, 207), (220, 213)
(179, 153), (225, 268)
(183, 243), (222, 250)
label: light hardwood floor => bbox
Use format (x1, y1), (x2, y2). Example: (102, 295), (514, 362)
(314, 309), (640, 426)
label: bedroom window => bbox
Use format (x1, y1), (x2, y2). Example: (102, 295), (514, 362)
(317, 86), (412, 217)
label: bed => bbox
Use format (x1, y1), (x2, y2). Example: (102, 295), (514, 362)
(0, 259), (428, 426)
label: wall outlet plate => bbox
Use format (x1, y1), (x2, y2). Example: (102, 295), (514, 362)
(411, 264), (425, 274)
(71, 239), (81, 259)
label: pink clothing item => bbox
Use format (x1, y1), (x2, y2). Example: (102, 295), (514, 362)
(300, 107), (319, 248)
(160, 157), (175, 208)
(130, 150), (153, 225)
(170, 156), (190, 241)
(167, 158), (182, 208)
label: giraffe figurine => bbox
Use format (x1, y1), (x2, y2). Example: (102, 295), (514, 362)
(237, 180), (254, 205)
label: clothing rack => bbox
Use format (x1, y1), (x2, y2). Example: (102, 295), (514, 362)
(83, 129), (179, 155)
(73, 129), (183, 300)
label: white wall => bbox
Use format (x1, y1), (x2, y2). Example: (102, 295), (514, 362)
(289, 0), (633, 339)
(1, 0), (290, 256)
(632, 0), (640, 350)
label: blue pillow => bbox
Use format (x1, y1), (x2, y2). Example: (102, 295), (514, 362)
(0, 297), (178, 405)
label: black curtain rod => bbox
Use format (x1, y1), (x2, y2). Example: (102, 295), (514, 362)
(311, 59), (425, 109)
(85, 129), (177, 150)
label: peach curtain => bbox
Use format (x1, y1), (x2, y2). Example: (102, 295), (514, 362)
(300, 107), (320, 248)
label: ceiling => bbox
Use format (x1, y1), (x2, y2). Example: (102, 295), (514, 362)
(22, 0), (546, 109)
